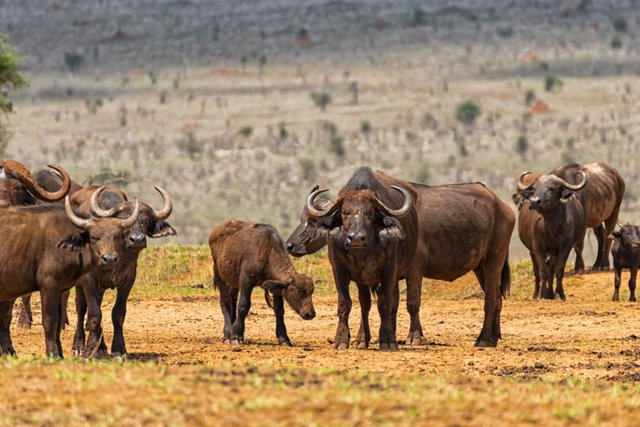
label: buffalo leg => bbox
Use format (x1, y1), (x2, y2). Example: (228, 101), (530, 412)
(377, 259), (399, 352)
(215, 268), (235, 344)
(592, 225), (607, 271)
(573, 236), (585, 274)
(230, 273), (253, 344)
(18, 295), (33, 329)
(111, 282), (133, 357)
(475, 255), (503, 347)
(84, 283), (107, 359)
(543, 256), (556, 300)
(332, 264), (352, 350)
(353, 284), (371, 349)
(40, 287), (63, 358)
(60, 290), (70, 330)
(613, 265), (622, 302)
(553, 248), (572, 301)
(529, 253), (541, 299)
(72, 283), (88, 357)
(405, 271), (424, 346)
(273, 294), (291, 346)
(0, 299), (16, 356)
(629, 264), (638, 302)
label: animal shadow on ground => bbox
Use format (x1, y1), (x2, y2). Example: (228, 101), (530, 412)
(125, 352), (167, 362)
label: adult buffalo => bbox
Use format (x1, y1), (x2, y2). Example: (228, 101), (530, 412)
(516, 172), (588, 299)
(0, 192), (140, 357)
(514, 162), (624, 272)
(296, 167), (514, 349)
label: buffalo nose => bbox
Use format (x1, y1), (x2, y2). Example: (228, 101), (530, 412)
(286, 242), (294, 252)
(129, 234), (146, 244)
(303, 310), (316, 320)
(347, 232), (365, 245)
(100, 253), (118, 264)
(529, 196), (540, 206)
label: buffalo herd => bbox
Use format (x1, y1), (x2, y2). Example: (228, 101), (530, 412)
(0, 159), (633, 357)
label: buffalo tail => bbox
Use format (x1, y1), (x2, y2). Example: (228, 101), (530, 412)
(501, 254), (511, 299)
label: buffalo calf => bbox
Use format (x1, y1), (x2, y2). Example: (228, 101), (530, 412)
(611, 224), (640, 302)
(208, 220), (315, 346)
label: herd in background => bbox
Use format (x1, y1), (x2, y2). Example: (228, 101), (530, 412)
(0, 159), (633, 358)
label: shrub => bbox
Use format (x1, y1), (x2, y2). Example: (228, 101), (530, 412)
(329, 135), (345, 158)
(311, 92), (331, 110)
(524, 89), (536, 106)
(611, 35), (623, 49)
(239, 125), (253, 137)
(415, 162), (431, 184)
(544, 75), (563, 92)
(613, 17), (628, 33)
(64, 52), (84, 72)
(411, 7), (427, 26)
(455, 100), (481, 125)
(299, 158), (316, 181)
(516, 135), (528, 158)
(278, 122), (289, 140)
(177, 131), (203, 159)
(360, 120), (372, 134)
(496, 27), (513, 38)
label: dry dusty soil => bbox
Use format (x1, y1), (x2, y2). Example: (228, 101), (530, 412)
(2, 254), (640, 426)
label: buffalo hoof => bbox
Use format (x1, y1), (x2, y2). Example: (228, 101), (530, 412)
(631, 296), (637, 302)
(335, 342), (349, 350)
(475, 339), (497, 348)
(379, 342), (399, 352)
(354, 340), (369, 350)
(278, 339), (292, 347)
(0, 348), (17, 357)
(554, 293), (566, 301)
(406, 331), (423, 346)
(111, 352), (128, 361)
(612, 294), (620, 302)
(230, 339), (244, 345)
(72, 349), (83, 358)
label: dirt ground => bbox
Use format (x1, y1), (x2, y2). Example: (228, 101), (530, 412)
(3, 264), (640, 425)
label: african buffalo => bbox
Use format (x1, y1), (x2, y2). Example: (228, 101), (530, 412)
(209, 220), (315, 345)
(514, 162), (624, 272)
(0, 192), (140, 357)
(71, 186), (175, 358)
(611, 224), (640, 302)
(0, 160), (71, 206)
(288, 168), (514, 348)
(516, 171), (588, 299)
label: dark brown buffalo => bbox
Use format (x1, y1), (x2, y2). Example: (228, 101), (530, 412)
(16, 170), (128, 330)
(288, 169), (514, 348)
(514, 162), (625, 272)
(516, 172), (588, 299)
(611, 224), (640, 302)
(71, 186), (175, 358)
(209, 220), (315, 345)
(0, 192), (140, 357)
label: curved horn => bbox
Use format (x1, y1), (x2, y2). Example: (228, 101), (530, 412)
(152, 186), (173, 220)
(306, 187), (337, 217)
(65, 195), (91, 229)
(3, 161), (71, 202)
(374, 185), (412, 217)
(516, 172), (534, 191)
(118, 197), (140, 230)
(89, 186), (119, 217)
(557, 171), (587, 191)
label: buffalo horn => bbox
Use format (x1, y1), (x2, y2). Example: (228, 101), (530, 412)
(118, 197), (140, 230)
(557, 171), (587, 191)
(374, 185), (412, 217)
(89, 186), (119, 217)
(306, 187), (336, 217)
(152, 186), (173, 220)
(516, 172), (534, 191)
(65, 195), (91, 229)
(3, 160), (72, 202)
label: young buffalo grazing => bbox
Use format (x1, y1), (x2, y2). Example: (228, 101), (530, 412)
(0, 192), (140, 357)
(517, 172), (588, 300)
(611, 224), (640, 302)
(208, 220), (315, 346)
(289, 168), (514, 349)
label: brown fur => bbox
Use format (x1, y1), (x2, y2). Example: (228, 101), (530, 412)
(209, 220), (315, 346)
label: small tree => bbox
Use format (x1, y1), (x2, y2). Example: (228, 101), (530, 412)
(0, 35), (28, 157)
(455, 100), (481, 126)
(239, 125), (253, 137)
(64, 51), (84, 72)
(524, 89), (536, 106)
(611, 35), (623, 49)
(544, 75), (563, 92)
(613, 17), (628, 33)
(516, 135), (528, 159)
(311, 92), (331, 111)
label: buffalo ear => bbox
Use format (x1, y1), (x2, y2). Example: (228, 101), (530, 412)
(560, 189), (573, 202)
(379, 216), (404, 243)
(611, 230), (622, 239)
(57, 232), (88, 252)
(149, 220), (177, 238)
(262, 280), (288, 295)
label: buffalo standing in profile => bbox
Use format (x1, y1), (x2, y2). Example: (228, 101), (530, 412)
(209, 220), (315, 345)
(295, 167), (514, 349)
(516, 171), (588, 299)
(611, 224), (640, 302)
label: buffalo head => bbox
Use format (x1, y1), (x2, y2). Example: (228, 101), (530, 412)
(264, 273), (316, 320)
(89, 186), (176, 250)
(59, 188), (141, 266)
(612, 224), (640, 249)
(0, 161), (71, 206)
(305, 184), (412, 249)
(286, 185), (335, 256)
(517, 171), (587, 213)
